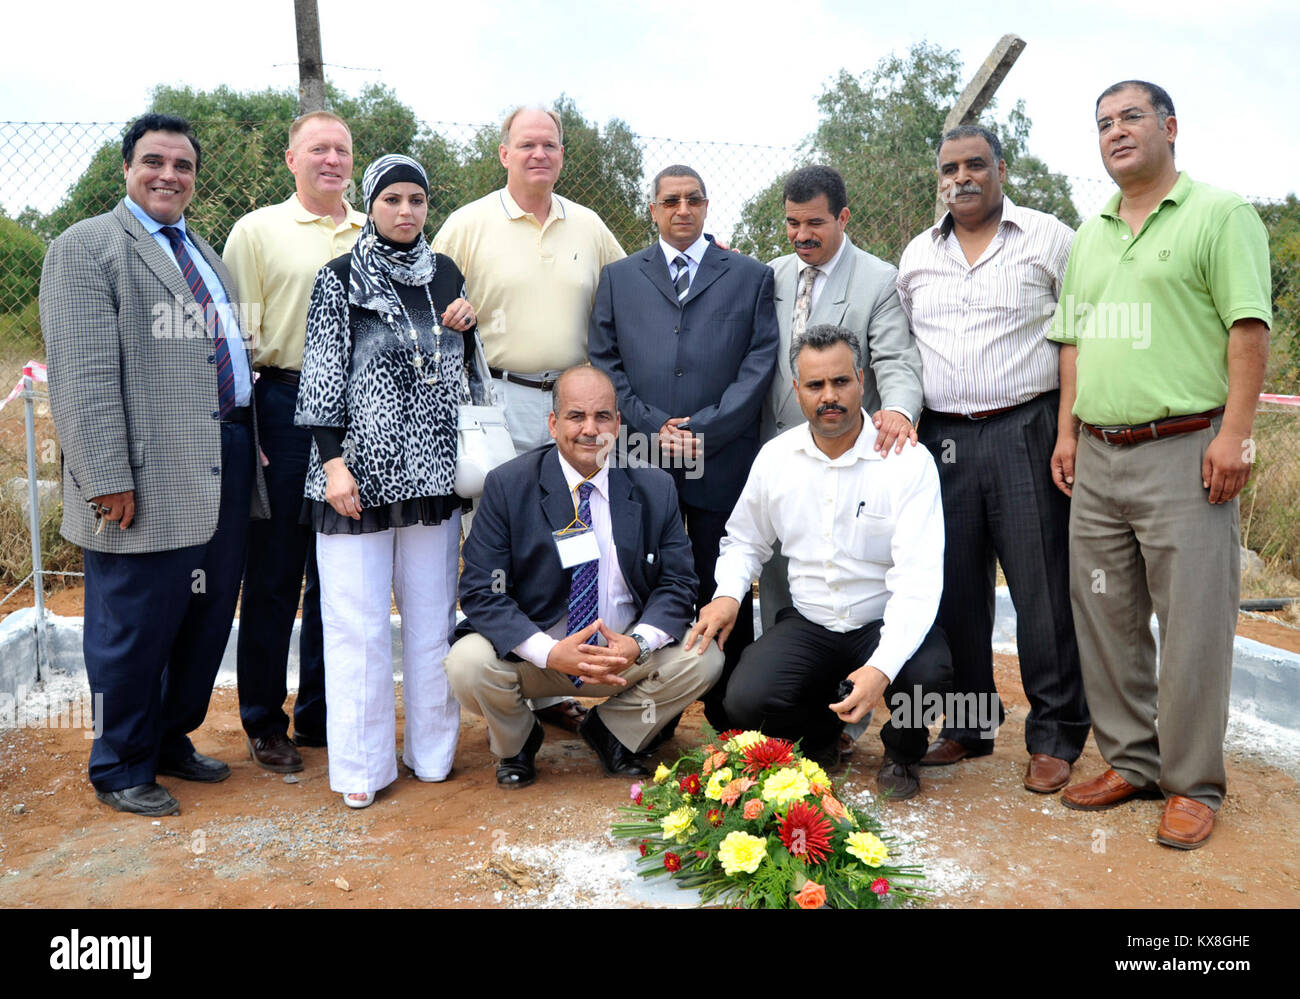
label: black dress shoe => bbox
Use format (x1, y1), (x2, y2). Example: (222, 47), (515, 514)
(579, 708), (651, 778)
(157, 750), (231, 783)
(497, 721), (544, 789)
(94, 782), (180, 816)
(291, 730), (327, 748)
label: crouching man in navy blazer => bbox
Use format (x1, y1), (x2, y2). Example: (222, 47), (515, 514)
(446, 366), (723, 787)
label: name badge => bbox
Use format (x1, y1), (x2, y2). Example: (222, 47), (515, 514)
(553, 526), (600, 569)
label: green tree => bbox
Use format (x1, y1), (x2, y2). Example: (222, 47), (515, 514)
(40, 82), (424, 253)
(1255, 194), (1300, 392)
(732, 42), (1079, 261)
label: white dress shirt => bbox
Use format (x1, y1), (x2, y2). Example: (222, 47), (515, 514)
(514, 454), (672, 669)
(713, 416), (944, 681)
(658, 233), (710, 288)
(896, 197), (1073, 415)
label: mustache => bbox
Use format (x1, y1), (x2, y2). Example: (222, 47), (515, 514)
(794, 238), (821, 249)
(816, 403), (847, 416)
(940, 179), (982, 203)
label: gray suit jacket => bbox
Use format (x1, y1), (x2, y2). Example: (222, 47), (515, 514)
(763, 238), (922, 440)
(41, 200), (269, 554)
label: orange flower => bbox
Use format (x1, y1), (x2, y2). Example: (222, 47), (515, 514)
(810, 782), (829, 796)
(720, 777), (757, 807)
(702, 750), (728, 775)
(793, 880), (827, 909)
(820, 792), (850, 823)
(743, 798), (764, 820)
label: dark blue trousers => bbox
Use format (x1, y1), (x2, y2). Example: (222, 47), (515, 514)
(235, 376), (326, 740)
(83, 422), (253, 791)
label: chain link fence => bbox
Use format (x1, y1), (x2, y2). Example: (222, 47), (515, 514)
(1, 118), (1297, 596)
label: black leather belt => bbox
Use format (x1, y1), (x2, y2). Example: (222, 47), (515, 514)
(488, 367), (560, 392)
(1082, 407), (1224, 447)
(258, 366), (301, 386)
(222, 406), (252, 425)
(927, 392), (1051, 421)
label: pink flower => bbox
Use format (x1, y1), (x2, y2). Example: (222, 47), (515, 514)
(871, 878), (890, 897)
(629, 783), (643, 805)
(743, 798), (764, 821)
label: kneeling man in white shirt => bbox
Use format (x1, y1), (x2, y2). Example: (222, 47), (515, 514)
(686, 324), (952, 800)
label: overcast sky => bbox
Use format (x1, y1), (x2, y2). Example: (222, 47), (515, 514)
(2, 0), (1296, 219)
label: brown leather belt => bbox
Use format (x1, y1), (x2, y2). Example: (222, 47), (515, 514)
(1082, 407), (1224, 447)
(488, 367), (560, 392)
(258, 366), (301, 386)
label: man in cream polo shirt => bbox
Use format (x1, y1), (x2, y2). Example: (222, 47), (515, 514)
(434, 106), (626, 454)
(223, 110), (367, 773)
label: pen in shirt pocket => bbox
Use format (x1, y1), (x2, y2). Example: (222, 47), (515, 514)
(856, 501), (865, 518)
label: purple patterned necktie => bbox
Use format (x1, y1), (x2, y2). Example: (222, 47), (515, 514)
(160, 225), (236, 418)
(565, 481), (599, 688)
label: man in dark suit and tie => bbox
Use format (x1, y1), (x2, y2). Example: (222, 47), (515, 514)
(41, 114), (269, 817)
(588, 166), (779, 728)
(446, 366), (723, 788)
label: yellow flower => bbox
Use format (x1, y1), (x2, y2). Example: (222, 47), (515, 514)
(724, 730), (767, 752)
(653, 763), (671, 784)
(845, 830), (889, 867)
(704, 767), (733, 801)
(661, 805), (697, 842)
(800, 758), (830, 790)
(717, 831), (768, 875)
(760, 767), (811, 805)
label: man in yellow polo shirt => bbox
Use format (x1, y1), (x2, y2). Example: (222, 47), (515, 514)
(434, 106), (626, 734)
(223, 111), (367, 772)
(1047, 81), (1271, 849)
(433, 106), (626, 455)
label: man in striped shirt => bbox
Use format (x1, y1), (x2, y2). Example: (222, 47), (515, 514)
(896, 124), (1090, 795)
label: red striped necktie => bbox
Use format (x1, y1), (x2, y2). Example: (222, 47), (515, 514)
(160, 225), (236, 418)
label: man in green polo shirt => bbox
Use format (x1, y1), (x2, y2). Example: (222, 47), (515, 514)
(1047, 80), (1271, 850)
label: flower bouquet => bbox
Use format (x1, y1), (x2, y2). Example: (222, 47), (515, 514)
(611, 729), (925, 909)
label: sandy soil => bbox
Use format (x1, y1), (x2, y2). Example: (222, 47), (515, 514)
(1, 647), (1297, 909)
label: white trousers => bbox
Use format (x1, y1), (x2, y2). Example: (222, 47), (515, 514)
(316, 515), (462, 793)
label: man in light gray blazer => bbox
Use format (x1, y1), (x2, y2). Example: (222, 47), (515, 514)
(41, 114), (269, 817)
(760, 165), (923, 635)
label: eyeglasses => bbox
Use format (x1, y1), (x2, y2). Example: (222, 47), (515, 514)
(653, 195), (707, 209)
(1097, 110), (1163, 135)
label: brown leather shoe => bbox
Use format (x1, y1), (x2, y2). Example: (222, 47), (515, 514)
(247, 733), (303, 774)
(920, 738), (987, 766)
(534, 699), (588, 734)
(1023, 754), (1071, 793)
(1061, 768), (1159, 810)
(1157, 795), (1216, 850)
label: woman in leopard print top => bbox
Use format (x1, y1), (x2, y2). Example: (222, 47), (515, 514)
(296, 154), (484, 808)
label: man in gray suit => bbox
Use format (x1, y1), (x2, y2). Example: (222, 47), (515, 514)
(41, 114), (269, 817)
(759, 166), (923, 636)
(589, 164), (779, 729)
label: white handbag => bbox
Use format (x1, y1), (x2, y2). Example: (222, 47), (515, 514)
(455, 335), (515, 499)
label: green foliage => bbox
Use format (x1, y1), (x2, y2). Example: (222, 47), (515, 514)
(0, 214), (46, 314)
(732, 42), (1080, 263)
(1256, 194), (1300, 392)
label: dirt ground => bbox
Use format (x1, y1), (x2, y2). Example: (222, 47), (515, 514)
(1, 627), (1298, 908)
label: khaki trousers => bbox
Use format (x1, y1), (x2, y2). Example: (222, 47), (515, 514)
(1068, 420), (1239, 809)
(446, 633), (724, 757)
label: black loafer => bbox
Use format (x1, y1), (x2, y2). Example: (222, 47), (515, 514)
(157, 750), (231, 783)
(95, 782), (180, 816)
(497, 721), (544, 789)
(579, 708), (651, 778)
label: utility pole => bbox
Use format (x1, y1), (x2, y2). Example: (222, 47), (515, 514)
(295, 0), (326, 114)
(935, 33), (1026, 223)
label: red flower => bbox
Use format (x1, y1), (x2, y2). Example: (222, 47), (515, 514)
(638, 840), (650, 857)
(742, 737), (796, 776)
(871, 878), (890, 897)
(707, 808), (724, 827)
(718, 729), (744, 742)
(777, 801), (834, 865)
(695, 850), (708, 859)
(664, 852), (682, 872)
(679, 773), (702, 796)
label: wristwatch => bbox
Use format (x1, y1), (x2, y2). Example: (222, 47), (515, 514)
(632, 633), (652, 666)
